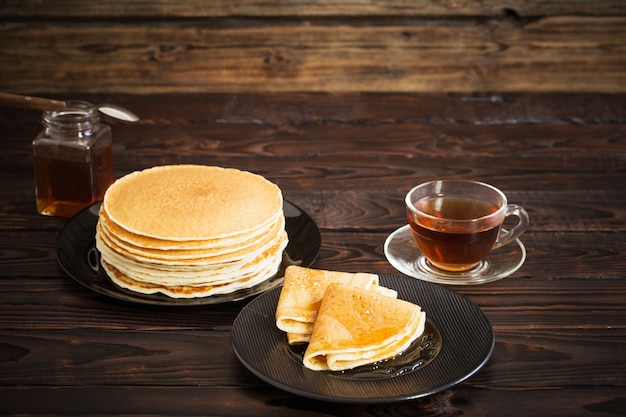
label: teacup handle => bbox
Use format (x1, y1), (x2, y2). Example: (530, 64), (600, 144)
(493, 204), (529, 250)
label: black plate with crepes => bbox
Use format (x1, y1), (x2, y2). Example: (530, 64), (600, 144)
(231, 274), (494, 403)
(56, 200), (321, 306)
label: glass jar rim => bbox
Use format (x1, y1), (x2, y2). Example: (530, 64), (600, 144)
(42, 100), (99, 132)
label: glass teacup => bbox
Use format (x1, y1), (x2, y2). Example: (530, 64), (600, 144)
(405, 180), (529, 273)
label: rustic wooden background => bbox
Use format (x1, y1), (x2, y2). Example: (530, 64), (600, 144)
(1, 0), (625, 94)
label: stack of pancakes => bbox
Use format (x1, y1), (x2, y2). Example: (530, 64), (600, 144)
(95, 165), (288, 298)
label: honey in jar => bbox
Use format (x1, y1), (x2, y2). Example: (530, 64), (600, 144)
(33, 100), (113, 217)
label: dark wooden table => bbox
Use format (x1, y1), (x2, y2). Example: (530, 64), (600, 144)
(1, 93), (625, 416)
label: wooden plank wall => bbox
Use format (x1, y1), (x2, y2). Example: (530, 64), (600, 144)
(0, 0), (625, 94)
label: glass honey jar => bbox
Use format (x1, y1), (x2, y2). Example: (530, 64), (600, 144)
(33, 100), (113, 217)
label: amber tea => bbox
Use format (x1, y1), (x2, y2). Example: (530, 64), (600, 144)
(407, 196), (501, 271)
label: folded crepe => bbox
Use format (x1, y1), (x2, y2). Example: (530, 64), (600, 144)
(303, 283), (426, 372)
(275, 265), (395, 344)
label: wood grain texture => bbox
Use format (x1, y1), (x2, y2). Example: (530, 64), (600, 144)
(0, 385), (622, 416)
(1, 0), (625, 17)
(0, 1), (624, 93)
(0, 93), (624, 416)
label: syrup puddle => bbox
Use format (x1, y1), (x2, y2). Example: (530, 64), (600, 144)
(288, 319), (441, 380)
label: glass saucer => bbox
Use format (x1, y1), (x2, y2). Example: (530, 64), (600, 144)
(384, 225), (526, 285)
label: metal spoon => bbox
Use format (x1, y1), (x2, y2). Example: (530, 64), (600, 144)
(97, 103), (139, 122)
(0, 92), (139, 122)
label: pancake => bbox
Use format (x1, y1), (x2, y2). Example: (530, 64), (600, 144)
(95, 164), (288, 298)
(103, 165), (283, 240)
(96, 215), (286, 264)
(96, 229), (288, 287)
(302, 283), (426, 371)
(101, 242), (284, 298)
(275, 265), (388, 344)
(98, 206), (278, 251)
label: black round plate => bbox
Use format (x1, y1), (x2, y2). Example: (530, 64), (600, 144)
(56, 200), (321, 306)
(231, 274), (494, 403)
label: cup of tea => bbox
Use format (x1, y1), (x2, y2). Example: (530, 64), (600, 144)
(405, 180), (529, 273)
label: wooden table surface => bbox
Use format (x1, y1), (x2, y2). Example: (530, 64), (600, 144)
(1, 93), (625, 416)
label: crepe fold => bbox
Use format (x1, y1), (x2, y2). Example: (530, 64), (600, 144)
(275, 266), (396, 344)
(95, 165), (288, 298)
(302, 283), (426, 372)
